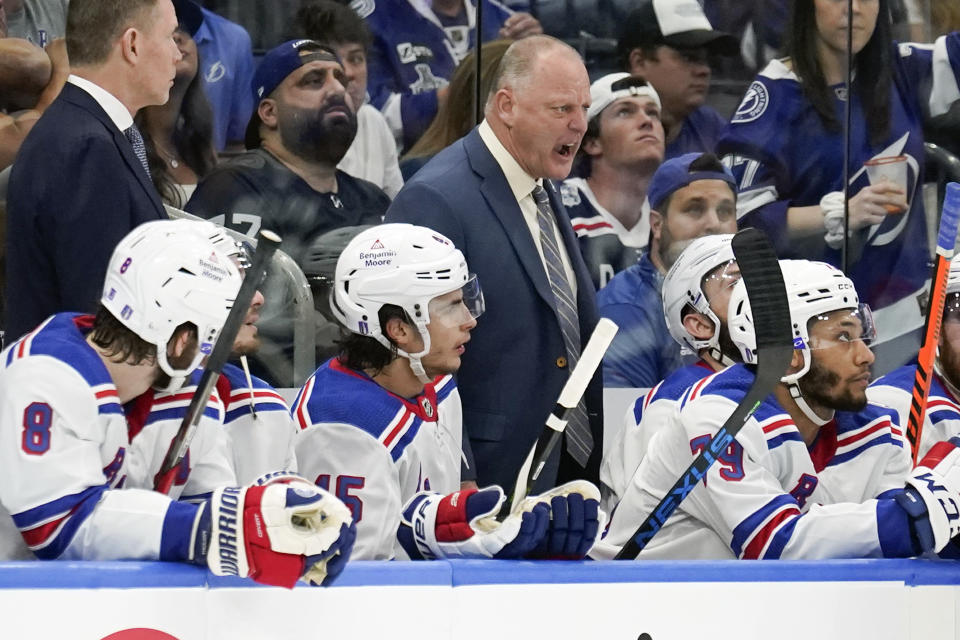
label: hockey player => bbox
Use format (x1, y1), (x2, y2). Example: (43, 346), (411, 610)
(598, 259), (960, 561)
(204, 232), (298, 484)
(598, 151), (738, 388)
(561, 72), (664, 290)
(130, 228), (298, 490)
(0, 219), (356, 588)
(869, 254), (960, 459)
(600, 233), (740, 506)
(293, 223), (603, 560)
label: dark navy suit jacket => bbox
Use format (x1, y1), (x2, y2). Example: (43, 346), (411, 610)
(5, 82), (166, 340)
(385, 127), (603, 491)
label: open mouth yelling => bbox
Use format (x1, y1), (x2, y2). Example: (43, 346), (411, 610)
(555, 143), (576, 158)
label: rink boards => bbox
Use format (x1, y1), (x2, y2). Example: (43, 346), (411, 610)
(0, 558), (958, 639)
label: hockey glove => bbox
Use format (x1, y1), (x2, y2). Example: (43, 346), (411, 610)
(398, 486), (550, 559)
(194, 475), (355, 588)
(899, 437), (960, 553)
(519, 481), (605, 559)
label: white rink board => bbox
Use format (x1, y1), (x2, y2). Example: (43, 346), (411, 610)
(0, 559), (959, 640)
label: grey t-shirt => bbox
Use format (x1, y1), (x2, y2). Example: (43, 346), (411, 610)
(6, 0), (69, 47)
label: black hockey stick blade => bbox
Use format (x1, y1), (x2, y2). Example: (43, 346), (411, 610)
(498, 318), (618, 519)
(154, 228), (282, 493)
(614, 227), (792, 559)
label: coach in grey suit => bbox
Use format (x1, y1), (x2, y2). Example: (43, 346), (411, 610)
(5, 0), (181, 340)
(385, 36), (602, 492)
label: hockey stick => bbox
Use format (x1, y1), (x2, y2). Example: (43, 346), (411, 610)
(841, 0), (853, 274)
(154, 228), (282, 494)
(497, 317), (619, 518)
(474, 0), (483, 125)
(905, 182), (960, 464)
(613, 228), (792, 559)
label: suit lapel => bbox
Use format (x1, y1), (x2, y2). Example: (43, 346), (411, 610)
(60, 84), (166, 217)
(464, 130), (556, 309)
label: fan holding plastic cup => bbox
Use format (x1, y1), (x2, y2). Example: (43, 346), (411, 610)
(864, 155), (909, 214)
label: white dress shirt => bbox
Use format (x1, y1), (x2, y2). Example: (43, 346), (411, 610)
(477, 119), (578, 297)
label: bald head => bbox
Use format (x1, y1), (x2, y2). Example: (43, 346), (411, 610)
(485, 35), (582, 114)
(483, 34), (589, 180)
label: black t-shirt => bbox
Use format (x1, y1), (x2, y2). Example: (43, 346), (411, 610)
(186, 147), (389, 267)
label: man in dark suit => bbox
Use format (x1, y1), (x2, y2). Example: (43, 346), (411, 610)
(385, 35), (602, 492)
(4, 0), (181, 340)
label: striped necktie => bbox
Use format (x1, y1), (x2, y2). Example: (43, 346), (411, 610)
(532, 184), (593, 466)
(124, 124), (152, 179)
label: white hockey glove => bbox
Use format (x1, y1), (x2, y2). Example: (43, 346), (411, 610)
(898, 438), (960, 553)
(398, 486), (550, 559)
(194, 475), (356, 588)
(821, 191), (846, 249)
(514, 480), (606, 559)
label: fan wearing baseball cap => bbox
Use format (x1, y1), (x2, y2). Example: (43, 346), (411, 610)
(184, 38), (390, 386)
(617, 0), (738, 160)
(597, 151), (738, 388)
(560, 72), (665, 290)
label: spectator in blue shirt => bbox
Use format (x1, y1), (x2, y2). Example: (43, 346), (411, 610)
(174, 0), (254, 152)
(599, 152), (737, 388)
(617, 0), (738, 159)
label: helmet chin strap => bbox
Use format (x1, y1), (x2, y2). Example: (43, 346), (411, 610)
(707, 347), (736, 368)
(153, 349), (203, 394)
(397, 326), (433, 386)
(788, 381), (832, 426)
(403, 349), (433, 385)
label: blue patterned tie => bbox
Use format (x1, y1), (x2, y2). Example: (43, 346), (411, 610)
(532, 184), (593, 466)
(124, 124), (151, 179)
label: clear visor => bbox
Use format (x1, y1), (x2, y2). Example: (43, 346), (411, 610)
(806, 303), (877, 350)
(427, 274), (485, 328)
(702, 259), (741, 293)
(943, 292), (960, 324)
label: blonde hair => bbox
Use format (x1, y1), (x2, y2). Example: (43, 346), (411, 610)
(931, 0), (960, 36)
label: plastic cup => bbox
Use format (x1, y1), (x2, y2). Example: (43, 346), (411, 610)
(864, 155), (908, 213)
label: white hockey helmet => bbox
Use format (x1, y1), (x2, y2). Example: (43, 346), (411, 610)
(727, 259), (875, 378)
(332, 223), (484, 382)
(101, 219), (243, 382)
(661, 233), (737, 357)
(727, 259), (875, 421)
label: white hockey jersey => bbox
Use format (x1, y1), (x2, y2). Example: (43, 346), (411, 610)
(868, 364), (960, 461)
(292, 359), (463, 560)
(203, 362), (297, 484)
(600, 364), (919, 560)
(0, 314), (230, 562)
(601, 361), (714, 506)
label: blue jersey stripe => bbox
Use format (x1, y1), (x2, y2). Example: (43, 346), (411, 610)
(876, 495), (916, 558)
(828, 435), (901, 467)
(98, 402), (124, 416)
(145, 405), (220, 426)
(731, 494), (798, 558)
(30, 484), (108, 559)
(11, 485), (105, 529)
(160, 500), (201, 562)
(766, 431), (804, 451)
(389, 416), (423, 462)
(224, 402), (286, 424)
(763, 514), (801, 559)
